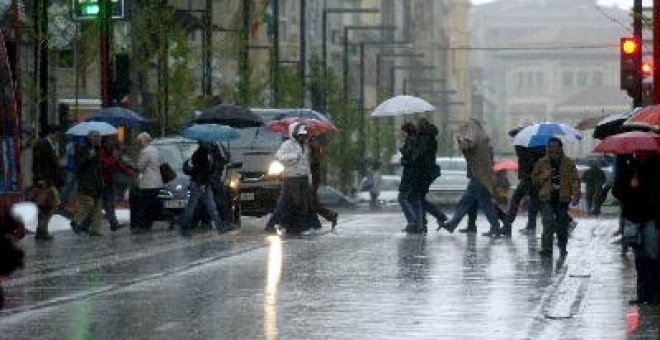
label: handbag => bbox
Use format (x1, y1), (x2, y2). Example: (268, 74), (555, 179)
(160, 162), (177, 184)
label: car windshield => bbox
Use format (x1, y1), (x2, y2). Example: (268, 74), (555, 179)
(154, 143), (198, 170)
(230, 127), (282, 149)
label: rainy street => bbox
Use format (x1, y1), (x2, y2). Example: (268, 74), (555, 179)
(0, 209), (655, 339)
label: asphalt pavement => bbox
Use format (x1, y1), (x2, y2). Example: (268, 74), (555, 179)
(0, 208), (656, 339)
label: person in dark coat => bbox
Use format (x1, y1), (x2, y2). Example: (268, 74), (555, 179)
(31, 124), (62, 240)
(0, 203), (25, 309)
(71, 131), (104, 236)
(208, 142), (232, 226)
(415, 118), (447, 230)
(399, 122), (423, 233)
(180, 142), (226, 236)
(612, 153), (659, 305)
(506, 127), (544, 235)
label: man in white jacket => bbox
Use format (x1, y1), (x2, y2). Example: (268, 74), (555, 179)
(264, 122), (320, 234)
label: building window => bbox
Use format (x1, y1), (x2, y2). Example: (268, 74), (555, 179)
(562, 71), (573, 87)
(517, 72), (524, 89)
(592, 71), (603, 86)
(535, 71), (544, 88)
(576, 71), (588, 86)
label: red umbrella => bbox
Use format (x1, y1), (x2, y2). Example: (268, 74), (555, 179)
(266, 117), (337, 137)
(593, 131), (660, 154)
(624, 105), (660, 130)
(493, 159), (518, 171)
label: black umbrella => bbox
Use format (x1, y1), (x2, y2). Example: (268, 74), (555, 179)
(593, 108), (641, 140)
(193, 104), (263, 128)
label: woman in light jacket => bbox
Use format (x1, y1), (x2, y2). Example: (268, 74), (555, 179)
(130, 132), (163, 233)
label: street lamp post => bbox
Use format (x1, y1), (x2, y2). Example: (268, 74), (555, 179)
(322, 6), (379, 111)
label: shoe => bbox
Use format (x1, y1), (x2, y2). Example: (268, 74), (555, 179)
(538, 249), (552, 257)
(443, 222), (456, 233)
(110, 224), (125, 232)
(482, 230), (501, 237)
(402, 224), (423, 234)
(35, 233), (54, 241)
(263, 226), (277, 235)
(501, 223), (512, 237)
(88, 231), (102, 237)
(459, 228), (477, 233)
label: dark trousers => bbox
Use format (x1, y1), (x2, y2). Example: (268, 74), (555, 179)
(506, 177), (539, 228)
(466, 202), (507, 230)
(446, 179), (500, 232)
(422, 198), (447, 223)
(541, 202), (570, 252)
(312, 182), (337, 223)
(130, 187), (161, 230)
(267, 176), (320, 233)
(101, 184), (119, 228)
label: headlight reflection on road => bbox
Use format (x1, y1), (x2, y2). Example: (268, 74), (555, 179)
(264, 236), (282, 340)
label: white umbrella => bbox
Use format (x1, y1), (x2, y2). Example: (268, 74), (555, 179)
(371, 95), (435, 117)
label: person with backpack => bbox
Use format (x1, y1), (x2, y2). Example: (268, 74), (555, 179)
(180, 142), (227, 236)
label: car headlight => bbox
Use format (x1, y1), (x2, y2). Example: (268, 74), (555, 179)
(229, 177), (239, 189)
(267, 161), (284, 176)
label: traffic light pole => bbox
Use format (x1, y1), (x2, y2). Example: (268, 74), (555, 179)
(654, 0), (660, 104)
(99, 0), (112, 107)
(633, 0), (643, 107)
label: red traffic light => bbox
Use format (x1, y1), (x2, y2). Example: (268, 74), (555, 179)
(621, 38), (639, 54)
(642, 62), (653, 74)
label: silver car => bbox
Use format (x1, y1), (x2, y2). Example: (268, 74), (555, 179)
(426, 157), (469, 205)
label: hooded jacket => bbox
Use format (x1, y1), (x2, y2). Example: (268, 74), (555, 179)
(531, 154), (580, 204)
(275, 122), (311, 178)
(415, 122), (441, 191)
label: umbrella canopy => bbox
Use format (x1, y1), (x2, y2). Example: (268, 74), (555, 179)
(512, 122), (582, 148)
(266, 117), (337, 137)
(272, 109), (330, 122)
(624, 105), (660, 130)
(593, 131), (660, 155)
(193, 104), (263, 128)
(371, 95), (435, 117)
(66, 121), (118, 136)
(593, 108), (641, 140)
(86, 107), (146, 128)
(575, 113), (608, 131)
(182, 124), (240, 143)
(493, 159), (518, 172)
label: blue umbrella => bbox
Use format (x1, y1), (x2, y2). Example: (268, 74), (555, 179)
(66, 121), (118, 136)
(87, 107), (146, 128)
(512, 122), (582, 148)
(182, 124), (240, 142)
(273, 108), (330, 122)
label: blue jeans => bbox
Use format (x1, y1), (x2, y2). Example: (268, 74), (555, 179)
(446, 179), (500, 232)
(398, 190), (422, 226)
(102, 184), (119, 227)
(181, 183), (223, 231)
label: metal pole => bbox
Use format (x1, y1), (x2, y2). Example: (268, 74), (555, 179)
(239, 0), (250, 106)
(633, 0), (643, 107)
(74, 23), (79, 121)
(100, 0), (111, 107)
(203, 0), (212, 95)
(322, 4), (327, 110)
(359, 43), (365, 174)
(654, 0), (660, 104)
(343, 27), (349, 106)
(272, 0), (280, 106)
(299, 0), (306, 106)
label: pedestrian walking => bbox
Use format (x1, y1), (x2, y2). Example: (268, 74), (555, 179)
(398, 122), (424, 233)
(264, 122), (320, 235)
(31, 124), (62, 240)
(612, 153), (659, 305)
(208, 142), (231, 227)
(180, 142), (227, 236)
(70, 131), (104, 236)
(531, 137), (580, 257)
(415, 118), (447, 230)
(439, 119), (503, 237)
(505, 127), (544, 235)
(582, 161), (606, 214)
(129, 132), (163, 233)
(361, 163), (383, 210)
(59, 138), (79, 217)
(100, 136), (133, 231)
(309, 136), (338, 230)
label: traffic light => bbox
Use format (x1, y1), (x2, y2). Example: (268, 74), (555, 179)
(620, 37), (641, 93)
(641, 59), (653, 80)
(71, 0), (125, 21)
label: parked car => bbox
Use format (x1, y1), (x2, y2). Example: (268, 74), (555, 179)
(153, 137), (242, 225)
(426, 157), (469, 205)
(357, 175), (401, 207)
(317, 185), (357, 209)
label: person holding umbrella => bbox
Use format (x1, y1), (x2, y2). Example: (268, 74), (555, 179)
(70, 130), (104, 236)
(532, 137), (580, 257)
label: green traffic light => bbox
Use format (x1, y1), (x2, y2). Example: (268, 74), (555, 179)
(81, 3), (99, 16)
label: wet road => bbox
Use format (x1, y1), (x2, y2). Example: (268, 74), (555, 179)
(0, 209), (656, 339)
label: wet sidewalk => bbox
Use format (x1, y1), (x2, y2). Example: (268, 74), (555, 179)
(0, 211), (657, 339)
